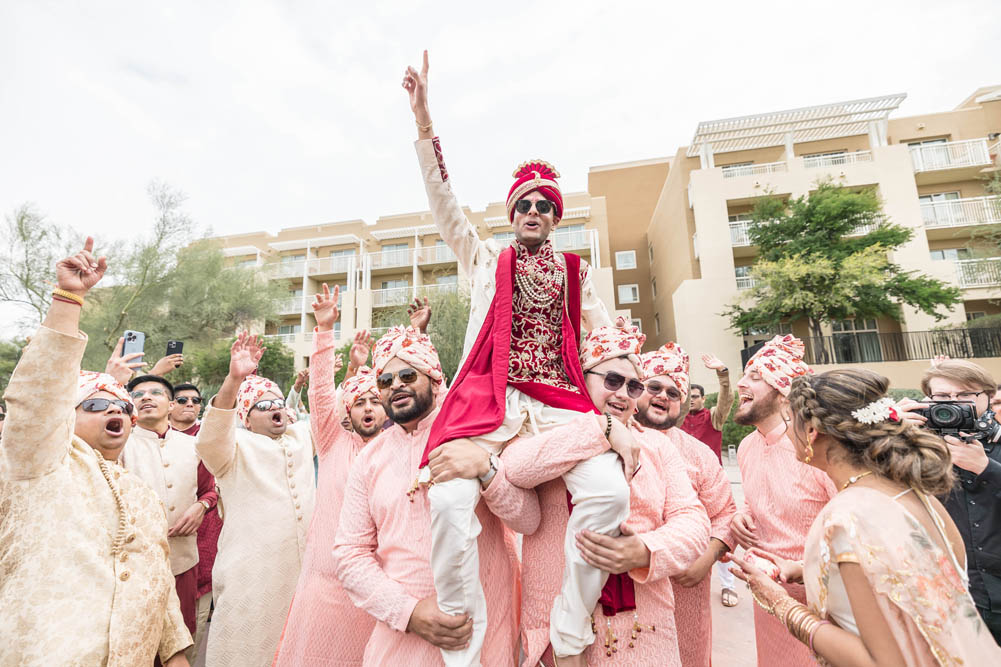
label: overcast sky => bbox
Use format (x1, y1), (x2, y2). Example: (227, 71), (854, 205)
(1, 0), (997, 316)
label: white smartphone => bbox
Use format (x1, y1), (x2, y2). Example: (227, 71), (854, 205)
(123, 330), (146, 365)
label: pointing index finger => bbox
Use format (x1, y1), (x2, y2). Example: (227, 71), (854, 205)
(421, 49), (429, 76)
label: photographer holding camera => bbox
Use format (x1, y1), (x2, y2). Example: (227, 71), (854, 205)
(898, 359), (1001, 644)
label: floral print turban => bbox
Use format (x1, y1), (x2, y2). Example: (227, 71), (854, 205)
(744, 334), (812, 396)
(76, 371), (137, 425)
(341, 366), (379, 416)
(640, 342), (690, 396)
(372, 326), (444, 385)
(580, 318), (646, 375)
(236, 374), (283, 426)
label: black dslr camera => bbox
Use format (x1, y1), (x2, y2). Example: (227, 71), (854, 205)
(915, 401), (1001, 442)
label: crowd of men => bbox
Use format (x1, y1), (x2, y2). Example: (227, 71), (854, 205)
(2, 50), (1001, 667)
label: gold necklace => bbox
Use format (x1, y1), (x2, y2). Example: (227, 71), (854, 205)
(841, 470), (873, 490)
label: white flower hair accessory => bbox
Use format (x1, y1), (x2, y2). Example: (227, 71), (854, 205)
(851, 396), (900, 425)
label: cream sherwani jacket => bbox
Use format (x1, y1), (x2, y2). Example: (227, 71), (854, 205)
(0, 326), (191, 666)
(122, 424), (201, 574)
(196, 402), (316, 667)
(415, 138), (612, 365)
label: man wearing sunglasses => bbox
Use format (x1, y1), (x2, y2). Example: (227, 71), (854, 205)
(122, 374), (217, 660)
(195, 333), (316, 667)
(1, 238), (192, 666)
(635, 343), (738, 666)
(169, 383), (204, 436)
(333, 324), (533, 665)
(403, 50), (616, 666)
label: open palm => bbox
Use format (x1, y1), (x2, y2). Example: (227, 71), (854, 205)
(349, 329), (373, 368)
(312, 283), (341, 330)
(229, 331), (265, 379)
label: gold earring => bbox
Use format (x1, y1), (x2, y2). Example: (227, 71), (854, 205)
(804, 442), (814, 464)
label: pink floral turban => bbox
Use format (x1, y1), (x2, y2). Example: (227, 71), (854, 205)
(744, 334), (812, 396)
(580, 318), (646, 375)
(77, 371), (137, 424)
(640, 342), (690, 396)
(341, 366), (379, 416)
(372, 326), (444, 385)
(236, 375), (283, 425)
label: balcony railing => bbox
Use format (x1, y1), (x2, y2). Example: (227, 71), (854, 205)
(308, 254), (355, 275)
(372, 287), (412, 308)
(910, 138), (991, 172)
(275, 296), (304, 314)
(369, 326), (391, 338)
(266, 261), (305, 279)
(955, 258), (1001, 288)
(416, 245), (457, 265)
(369, 248), (414, 271)
(922, 196), (1001, 228)
(419, 283), (459, 297)
(735, 276), (756, 290)
(722, 161), (787, 179)
(264, 333), (298, 345)
(729, 220), (753, 246)
(793, 328), (1001, 365)
(551, 228), (593, 252)
(803, 151), (872, 169)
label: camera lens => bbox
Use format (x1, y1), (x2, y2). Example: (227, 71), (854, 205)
(931, 404), (962, 427)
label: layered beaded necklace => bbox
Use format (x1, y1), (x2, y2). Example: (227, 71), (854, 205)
(514, 241), (564, 307)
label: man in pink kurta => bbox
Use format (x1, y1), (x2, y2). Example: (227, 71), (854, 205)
(729, 335), (837, 666)
(333, 326), (534, 666)
(273, 310), (386, 666)
(500, 325), (710, 666)
(635, 343), (737, 667)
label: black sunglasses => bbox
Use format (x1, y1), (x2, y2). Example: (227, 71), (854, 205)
(78, 398), (134, 416)
(586, 370), (645, 399)
(174, 396), (202, 405)
(377, 368), (419, 390)
(253, 398), (286, 412)
(644, 382), (683, 401)
(514, 199), (556, 215)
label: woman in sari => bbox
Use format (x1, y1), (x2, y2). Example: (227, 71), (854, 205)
(730, 368), (1001, 666)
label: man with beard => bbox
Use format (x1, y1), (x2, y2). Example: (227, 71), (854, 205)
(728, 335), (836, 667)
(195, 332), (316, 667)
(403, 51), (619, 666)
(122, 374), (217, 652)
(274, 285), (389, 666)
(0, 238), (191, 666)
(635, 343), (737, 667)
(333, 324), (536, 665)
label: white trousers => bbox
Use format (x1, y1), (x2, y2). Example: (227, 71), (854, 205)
(717, 559), (736, 589)
(428, 387), (630, 665)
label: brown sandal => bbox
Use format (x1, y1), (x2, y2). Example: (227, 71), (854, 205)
(721, 587), (739, 607)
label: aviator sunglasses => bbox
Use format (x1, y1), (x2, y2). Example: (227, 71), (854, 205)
(78, 398), (135, 416)
(377, 368), (419, 390)
(174, 396), (203, 405)
(514, 199), (556, 215)
(253, 398), (286, 412)
(586, 370), (645, 399)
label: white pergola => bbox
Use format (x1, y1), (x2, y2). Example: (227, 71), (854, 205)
(687, 93), (907, 167)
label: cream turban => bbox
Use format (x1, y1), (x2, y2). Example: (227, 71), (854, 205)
(640, 342), (690, 396)
(579, 318), (646, 375)
(744, 334), (812, 396)
(236, 374), (283, 425)
(371, 326), (444, 385)
(76, 371), (136, 424)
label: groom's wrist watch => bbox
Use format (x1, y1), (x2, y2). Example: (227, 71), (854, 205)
(479, 454), (500, 484)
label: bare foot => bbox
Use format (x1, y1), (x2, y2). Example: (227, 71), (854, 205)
(722, 587), (739, 607)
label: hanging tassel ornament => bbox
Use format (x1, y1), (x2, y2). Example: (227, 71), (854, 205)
(628, 612), (656, 649)
(603, 619), (618, 656)
(406, 476), (421, 502)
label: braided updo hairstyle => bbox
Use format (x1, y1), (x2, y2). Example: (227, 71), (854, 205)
(787, 368), (954, 495)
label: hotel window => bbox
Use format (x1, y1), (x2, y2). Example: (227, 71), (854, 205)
(381, 243), (409, 266)
(281, 254), (306, 263)
(654, 314), (661, 335)
(651, 278), (657, 297)
(631, 318), (642, 333)
(278, 324), (301, 335)
(615, 250), (637, 270)
(618, 284), (640, 304)
(236, 258), (256, 268)
(967, 311), (987, 321)
(648, 245), (654, 263)
(919, 192), (962, 226)
(493, 231), (515, 245)
(929, 248), (972, 261)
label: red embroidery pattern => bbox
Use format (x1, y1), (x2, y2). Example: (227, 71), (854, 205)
(432, 137), (448, 182)
(508, 241), (575, 391)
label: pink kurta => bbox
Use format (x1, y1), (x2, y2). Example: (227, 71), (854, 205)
(668, 427), (738, 667)
(737, 422), (837, 667)
(273, 330), (373, 666)
(333, 407), (536, 666)
(503, 416), (710, 666)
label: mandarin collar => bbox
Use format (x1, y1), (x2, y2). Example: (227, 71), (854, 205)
(514, 239), (554, 261)
(760, 421), (788, 446)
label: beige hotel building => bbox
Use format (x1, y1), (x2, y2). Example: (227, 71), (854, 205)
(214, 84), (1001, 390)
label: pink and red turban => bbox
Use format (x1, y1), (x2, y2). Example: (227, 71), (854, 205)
(506, 160), (564, 222)
(744, 334), (812, 396)
(640, 342), (690, 396)
(580, 318), (646, 375)
(341, 366), (379, 416)
(77, 371), (137, 424)
(236, 374), (283, 425)
(372, 326), (444, 385)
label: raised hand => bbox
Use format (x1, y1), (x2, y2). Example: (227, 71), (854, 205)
(150, 353), (184, 377)
(402, 50), (431, 125)
(407, 296), (431, 333)
(702, 353), (726, 372)
(312, 283), (341, 332)
(56, 236), (107, 296)
(348, 329), (373, 370)
(293, 368), (310, 392)
(105, 337), (146, 384)
(228, 331), (265, 381)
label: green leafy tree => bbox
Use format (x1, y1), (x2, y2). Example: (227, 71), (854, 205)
(725, 181), (960, 345)
(173, 337), (296, 399)
(0, 338), (26, 397)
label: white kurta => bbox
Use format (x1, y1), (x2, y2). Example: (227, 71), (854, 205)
(122, 424), (201, 574)
(414, 138), (612, 365)
(196, 402), (316, 667)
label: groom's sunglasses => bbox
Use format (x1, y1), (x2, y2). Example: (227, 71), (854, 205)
(514, 199), (556, 215)
(586, 371), (645, 399)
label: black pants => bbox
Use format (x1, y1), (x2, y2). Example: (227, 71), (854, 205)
(979, 605), (1001, 646)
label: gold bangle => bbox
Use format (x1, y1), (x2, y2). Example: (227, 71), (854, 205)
(416, 119), (433, 132)
(53, 288), (85, 306)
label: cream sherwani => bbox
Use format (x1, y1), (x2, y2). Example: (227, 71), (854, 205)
(196, 402), (316, 667)
(0, 326), (191, 666)
(122, 424), (201, 575)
